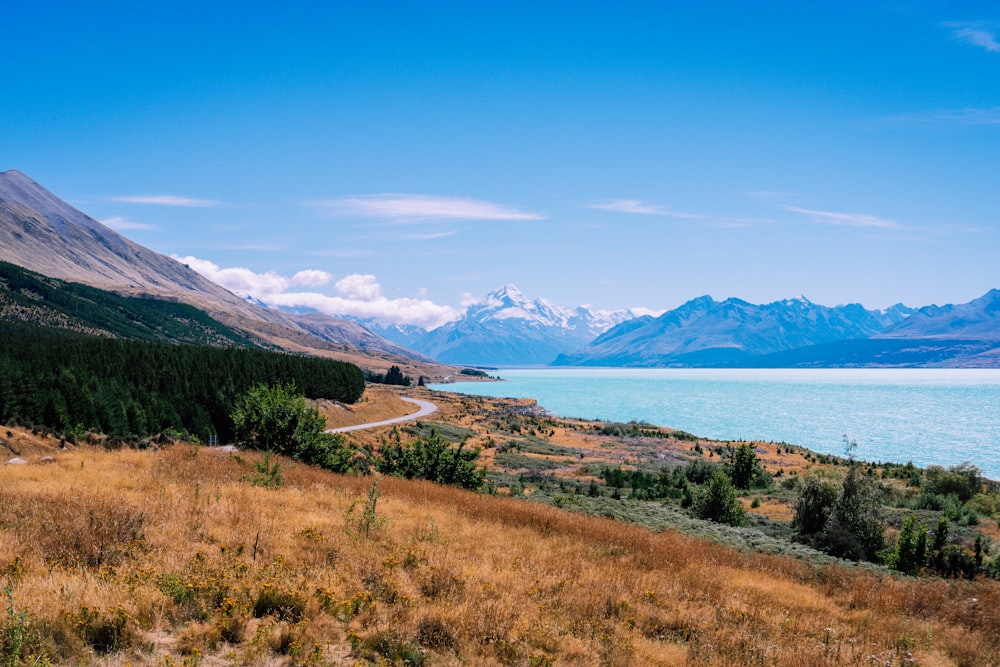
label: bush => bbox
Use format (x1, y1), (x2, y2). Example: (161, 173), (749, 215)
(887, 515), (928, 575)
(231, 382), (354, 472)
(684, 459), (716, 485)
(377, 432), (486, 490)
(726, 443), (771, 490)
(793, 474), (838, 537)
(924, 463), (982, 503)
(692, 471), (746, 527)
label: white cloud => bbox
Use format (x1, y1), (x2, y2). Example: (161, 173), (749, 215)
(945, 21), (1000, 53)
(781, 205), (901, 230)
(109, 195), (222, 207)
(101, 215), (155, 231)
(291, 270), (334, 287)
(173, 255), (460, 329)
(265, 291), (460, 330)
(588, 199), (705, 219)
(310, 193), (543, 221)
(460, 291), (483, 307)
(334, 274), (382, 300)
(174, 256), (290, 295)
(886, 106), (1000, 128)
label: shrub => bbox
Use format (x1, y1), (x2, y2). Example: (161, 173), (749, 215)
(923, 463), (982, 503)
(68, 606), (139, 654)
(231, 382), (354, 472)
(793, 474), (838, 537)
(377, 432), (486, 490)
(253, 586), (305, 622)
(692, 471), (746, 527)
(684, 458), (716, 485)
(2, 587), (47, 667)
(887, 515), (928, 575)
(725, 443), (772, 490)
(816, 463), (885, 562)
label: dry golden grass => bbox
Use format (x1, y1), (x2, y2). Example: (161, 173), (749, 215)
(2, 442), (999, 666)
(314, 387), (420, 430)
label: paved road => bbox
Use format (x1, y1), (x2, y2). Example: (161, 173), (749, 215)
(325, 396), (438, 433)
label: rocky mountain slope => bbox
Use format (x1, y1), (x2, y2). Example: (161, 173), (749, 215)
(0, 170), (438, 374)
(556, 292), (1000, 368)
(0, 260), (260, 347)
(876, 289), (1000, 340)
(368, 284), (643, 366)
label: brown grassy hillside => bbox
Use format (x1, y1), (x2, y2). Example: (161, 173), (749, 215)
(2, 440), (999, 666)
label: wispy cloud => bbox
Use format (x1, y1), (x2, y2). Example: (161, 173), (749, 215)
(945, 21), (1000, 53)
(781, 205), (901, 230)
(885, 106), (1000, 128)
(109, 195), (222, 207)
(101, 215), (155, 231)
(310, 194), (543, 221)
(742, 190), (798, 201)
(223, 242), (290, 252)
(588, 199), (705, 219)
(394, 230), (459, 241)
(173, 255), (460, 329)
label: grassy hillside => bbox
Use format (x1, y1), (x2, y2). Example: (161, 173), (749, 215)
(2, 437), (999, 666)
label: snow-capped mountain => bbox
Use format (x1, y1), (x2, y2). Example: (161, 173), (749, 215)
(367, 284), (643, 366)
(554, 294), (916, 367)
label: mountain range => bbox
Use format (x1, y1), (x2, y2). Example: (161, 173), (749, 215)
(3, 168), (999, 369)
(555, 292), (1000, 368)
(365, 284), (643, 366)
(0, 169), (442, 376)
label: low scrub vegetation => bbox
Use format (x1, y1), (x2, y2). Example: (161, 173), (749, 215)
(3, 444), (1000, 665)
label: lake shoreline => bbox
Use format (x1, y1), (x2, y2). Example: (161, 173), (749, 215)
(431, 367), (1000, 480)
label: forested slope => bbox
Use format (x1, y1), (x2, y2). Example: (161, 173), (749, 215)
(0, 260), (260, 347)
(0, 321), (365, 441)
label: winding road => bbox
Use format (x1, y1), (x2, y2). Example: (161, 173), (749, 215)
(324, 396), (438, 433)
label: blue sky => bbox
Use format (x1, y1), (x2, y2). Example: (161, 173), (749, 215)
(4, 2), (999, 328)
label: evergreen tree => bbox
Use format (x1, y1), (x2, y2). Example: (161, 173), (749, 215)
(693, 470), (746, 526)
(816, 462), (885, 561)
(889, 515), (928, 575)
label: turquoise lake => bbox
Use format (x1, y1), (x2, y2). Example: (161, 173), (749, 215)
(430, 368), (1000, 480)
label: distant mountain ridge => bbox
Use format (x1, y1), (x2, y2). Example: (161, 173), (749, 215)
(367, 284), (643, 366)
(556, 293), (1000, 368)
(0, 169), (437, 371)
(4, 169), (997, 369)
(876, 289), (1000, 340)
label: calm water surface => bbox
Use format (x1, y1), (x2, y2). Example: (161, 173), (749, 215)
(430, 368), (1000, 480)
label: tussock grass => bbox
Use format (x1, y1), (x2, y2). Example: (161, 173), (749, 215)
(1, 444), (999, 665)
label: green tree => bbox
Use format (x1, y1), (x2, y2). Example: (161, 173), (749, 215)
(383, 365), (410, 386)
(693, 470), (746, 526)
(923, 462), (982, 503)
(231, 382), (353, 472)
(376, 431), (486, 490)
(816, 462), (885, 562)
(793, 474), (839, 537)
(726, 443), (770, 490)
(888, 515), (928, 575)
